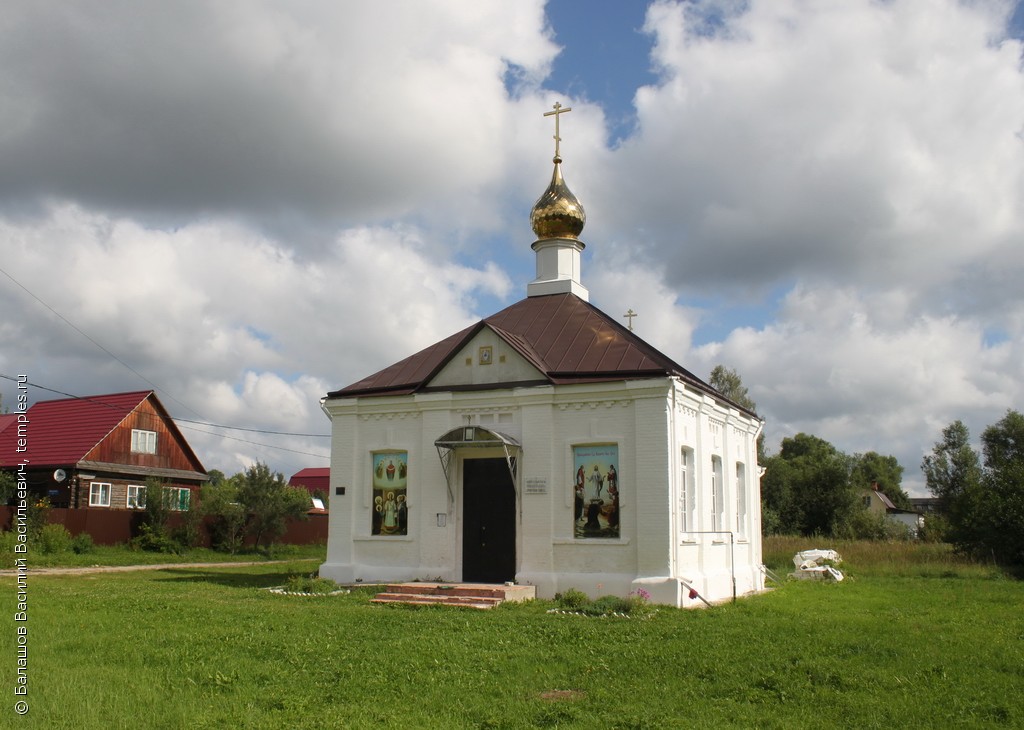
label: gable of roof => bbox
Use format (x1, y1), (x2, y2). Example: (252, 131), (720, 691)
(0, 390), (206, 475)
(328, 293), (754, 415)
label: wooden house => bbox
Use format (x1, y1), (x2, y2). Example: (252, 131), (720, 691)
(0, 390), (207, 510)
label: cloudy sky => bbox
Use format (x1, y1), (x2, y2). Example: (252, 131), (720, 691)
(2, 0), (1023, 495)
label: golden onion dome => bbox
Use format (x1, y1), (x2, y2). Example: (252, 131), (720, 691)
(530, 155), (586, 240)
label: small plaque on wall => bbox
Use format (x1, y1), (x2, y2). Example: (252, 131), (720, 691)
(525, 477), (547, 495)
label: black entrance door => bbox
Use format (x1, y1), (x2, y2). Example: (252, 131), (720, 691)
(462, 458), (516, 583)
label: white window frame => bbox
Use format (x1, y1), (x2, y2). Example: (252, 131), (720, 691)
(680, 448), (695, 535)
(131, 428), (157, 454)
(166, 487), (191, 512)
(735, 463), (747, 537)
(711, 456), (725, 532)
(127, 484), (147, 509)
(89, 482), (111, 507)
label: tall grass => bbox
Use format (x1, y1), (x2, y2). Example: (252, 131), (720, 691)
(763, 534), (1003, 579)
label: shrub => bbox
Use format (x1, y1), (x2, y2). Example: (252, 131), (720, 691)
(26, 497), (51, 536)
(130, 523), (185, 555)
(554, 589), (654, 617)
(283, 573), (340, 594)
(71, 532), (95, 554)
(38, 524), (73, 554)
(838, 509), (912, 541)
(555, 588), (589, 610)
(582, 595), (633, 616)
(201, 481), (248, 554)
(172, 507), (204, 549)
(0, 531), (17, 568)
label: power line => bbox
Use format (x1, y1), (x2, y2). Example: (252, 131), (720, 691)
(0, 262), (201, 417)
(0, 374), (330, 439)
(0, 266), (333, 455)
(175, 423), (329, 459)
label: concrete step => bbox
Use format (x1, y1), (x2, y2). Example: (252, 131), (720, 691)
(371, 593), (502, 609)
(371, 582), (536, 610)
(382, 584), (505, 599)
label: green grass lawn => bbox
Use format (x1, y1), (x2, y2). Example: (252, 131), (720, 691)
(0, 541), (326, 569)
(4, 540), (1023, 729)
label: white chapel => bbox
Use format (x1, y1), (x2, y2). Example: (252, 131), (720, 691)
(320, 105), (766, 607)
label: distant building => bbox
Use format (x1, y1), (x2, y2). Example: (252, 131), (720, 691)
(319, 106), (766, 607)
(909, 497), (941, 514)
(864, 483), (924, 535)
(289, 467), (330, 496)
(0, 390), (207, 510)
(290, 467), (330, 510)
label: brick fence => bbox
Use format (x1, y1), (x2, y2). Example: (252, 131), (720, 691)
(0, 507), (328, 547)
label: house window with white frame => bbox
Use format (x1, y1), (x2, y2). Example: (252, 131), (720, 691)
(89, 482), (111, 507)
(711, 456), (725, 532)
(127, 484), (146, 509)
(131, 429), (157, 454)
(680, 447), (695, 535)
(735, 463), (747, 537)
(166, 487), (191, 511)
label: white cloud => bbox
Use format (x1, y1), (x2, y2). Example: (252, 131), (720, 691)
(594, 0), (1024, 312)
(0, 1), (558, 235)
(0, 205), (512, 472)
(3, 0), (1024, 496)
(693, 284), (1024, 493)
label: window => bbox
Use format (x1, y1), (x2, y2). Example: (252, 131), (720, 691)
(131, 429), (157, 454)
(166, 487), (191, 511)
(127, 485), (147, 509)
(680, 448), (695, 534)
(711, 456), (725, 532)
(735, 463), (747, 536)
(89, 482), (111, 507)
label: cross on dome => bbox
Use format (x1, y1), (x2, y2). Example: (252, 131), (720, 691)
(543, 102), (572, 161)
(527, 101), (588, 300)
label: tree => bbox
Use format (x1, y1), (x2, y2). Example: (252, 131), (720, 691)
(236, 462), (310, 549)
(850, 451), (911, 510)
(922, 414), (1024, 566)
(201, 477), (247, 553)
(709, 365), (757, 412)
(709, 364), (765, 461)
(978, 411), (1024, 566)
(132, 477), (187, 553)
(921, 421), (983, 515)
(206, 469), (227, 486)
(0, 470), (16, 505)
(761, 433), (857, 536)
(981, 410), (1024, 473)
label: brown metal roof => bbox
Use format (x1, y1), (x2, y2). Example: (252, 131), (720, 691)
(328, 293), (738, 409)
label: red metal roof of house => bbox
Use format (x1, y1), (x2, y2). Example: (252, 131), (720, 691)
(0, 390), (205, 472)
(289, 467), (330, 493)
(0, 415), (16, 436)
(328, 293), (749, 414)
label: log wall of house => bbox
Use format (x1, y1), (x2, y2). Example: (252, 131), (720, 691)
(83, 397), (202, 473)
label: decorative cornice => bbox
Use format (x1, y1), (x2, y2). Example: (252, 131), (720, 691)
(357, 412), (421, 422)
(557, 400), (629, 411)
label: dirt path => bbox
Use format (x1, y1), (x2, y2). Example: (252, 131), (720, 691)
(2, 559), (313, 576)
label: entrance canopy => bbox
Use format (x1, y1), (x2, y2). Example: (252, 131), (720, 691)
(435, 426), (520, 505)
